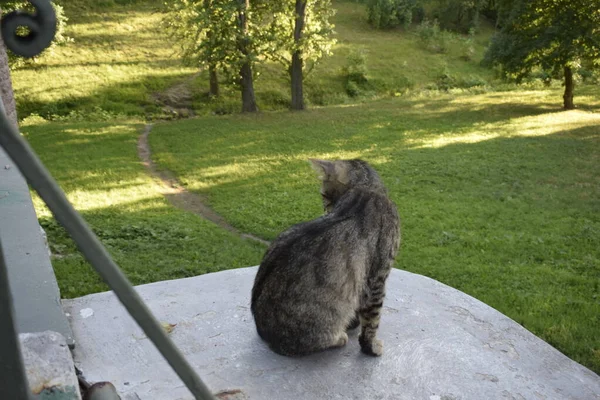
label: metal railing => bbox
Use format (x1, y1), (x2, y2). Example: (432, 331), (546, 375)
(0, 1), (216, 398)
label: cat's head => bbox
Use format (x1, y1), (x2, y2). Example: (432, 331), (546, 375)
(309, 159), (385, 212)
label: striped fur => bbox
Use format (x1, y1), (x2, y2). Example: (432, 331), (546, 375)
(251, 159), (401, 356)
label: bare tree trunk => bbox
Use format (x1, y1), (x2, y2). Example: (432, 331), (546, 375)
(0, 14), (18, 128)
(290, 0), (307, 110)
(209, 64), (219, 98)
(237, 0), (257, 113)
(563, 66), (574, 110)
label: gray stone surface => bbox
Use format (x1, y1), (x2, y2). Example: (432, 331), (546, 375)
(63, 267), (600, 400)
(0, 147), (74, 345)
(20, 331), (81, 399)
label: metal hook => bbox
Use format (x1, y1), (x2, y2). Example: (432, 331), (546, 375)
(1, 0), (57, 58)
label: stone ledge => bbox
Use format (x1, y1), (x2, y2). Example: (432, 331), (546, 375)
(0, 146), (74, 346)
(63, 267), (600, 400)
(20, 331), (81, 399)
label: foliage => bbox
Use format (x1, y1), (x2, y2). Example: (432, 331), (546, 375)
(416, 19), (451, 53)
(11, 0), (496, 119)
(366, 0), (486, 32)
(162, 0), (240, 84)
(483, 0), (600, 82)
(367, 0), (418, 29)
(425, 0), (484, 33)
(459, 28), (476, 60)
(3, 1), (72, 68)
(261, 0), (336, 75)
(342, 48), (369, 96)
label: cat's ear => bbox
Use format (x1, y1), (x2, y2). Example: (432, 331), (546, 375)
(309, 159), (334, 181)
(309, 159), (349, 185)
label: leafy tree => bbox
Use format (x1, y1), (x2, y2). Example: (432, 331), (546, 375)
(367, 0), (418, 29)
(164, 0), (260, 112)
(164, 0), (238, 99)
(263, 0), (336, 110)
(0, 6), (18, 127)
(483, 0), (600, 109)
(236, 0), (258, 112)
(426, 0), (484, 33)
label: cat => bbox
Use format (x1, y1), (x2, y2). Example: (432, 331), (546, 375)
(251, 159), (400, 357)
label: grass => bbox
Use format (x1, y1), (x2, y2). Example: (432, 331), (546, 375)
(9, 0), (599, 375)
(150, 88), (600, 373)
(24, 119), (265, 298)
(11, 0), (496, 119)
(12, 0), (196, 120)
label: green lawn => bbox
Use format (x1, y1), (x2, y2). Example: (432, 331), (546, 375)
(150, 88), (600, 373)
(24, 120), (265, 298)
(11, 0), (600, 376)
(12, 0), (196, 120)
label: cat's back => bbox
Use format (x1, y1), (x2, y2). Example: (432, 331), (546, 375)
(252, 188), (399, 305)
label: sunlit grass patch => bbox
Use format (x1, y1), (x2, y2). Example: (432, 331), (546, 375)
(151, 88), (600, 373)
(25, 120), (265, 298)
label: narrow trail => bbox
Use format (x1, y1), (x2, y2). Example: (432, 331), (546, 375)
(137, 124), (270, 246)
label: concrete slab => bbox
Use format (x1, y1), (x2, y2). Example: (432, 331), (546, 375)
(63, 267), (600, 400)
(20, 331), (81, 399)
(0, 146), (73, 346)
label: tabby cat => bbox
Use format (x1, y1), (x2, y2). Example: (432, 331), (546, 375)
(251, 159), (400, 357)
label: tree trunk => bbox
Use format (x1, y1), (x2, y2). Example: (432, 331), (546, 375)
(290, 0), (307, 110)
(0, 13), (18, 128)
(237, 0), (257, 113)
(209, 64), (219, 98)
(563, 66), (574, 110)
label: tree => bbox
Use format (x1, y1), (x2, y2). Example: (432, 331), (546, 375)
(483, 0), (600, 109)
(236, 0), (258, 112)
(164, 0), (238, 98)
(264, 0), (335, 110)
(0, 7), (18, 128)
(164, 0), (259, 111)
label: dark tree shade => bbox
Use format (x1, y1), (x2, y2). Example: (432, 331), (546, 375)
(483, 0), (600, 109)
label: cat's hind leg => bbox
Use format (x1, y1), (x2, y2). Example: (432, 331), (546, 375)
(273, 330), (348, 356)
(346, 311), (360, 331)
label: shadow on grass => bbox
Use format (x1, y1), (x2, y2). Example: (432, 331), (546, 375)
(22, 111), (599, 373)
(17, 71), (192, 119)
(150, 122), (600, 372)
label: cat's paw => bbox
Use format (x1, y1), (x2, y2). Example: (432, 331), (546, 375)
(336, 332), (349, 348)
(359, 336), (383, 357)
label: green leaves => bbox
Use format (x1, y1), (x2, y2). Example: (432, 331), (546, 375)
(483, 0), (600, 106)
(163, 0), (336, 81)
(484, 0), (600, 78)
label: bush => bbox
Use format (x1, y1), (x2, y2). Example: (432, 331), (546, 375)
(459, 28), (476, 61)
(367, 0), (418, 29)
(342, 49), (372, 97)
(427, 0), (481, 33)
(416, 19), (451, 53)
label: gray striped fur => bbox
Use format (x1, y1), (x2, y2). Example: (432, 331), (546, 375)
(251, 159), (401, 356)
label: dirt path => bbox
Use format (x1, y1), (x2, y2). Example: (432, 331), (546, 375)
(137, 124), (270, 246)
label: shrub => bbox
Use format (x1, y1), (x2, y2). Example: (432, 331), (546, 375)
(459, 28), (476, 61)
(416, 19), (452, 54)
(367, 0), (418, 29)
(342, 49), (371, 97)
